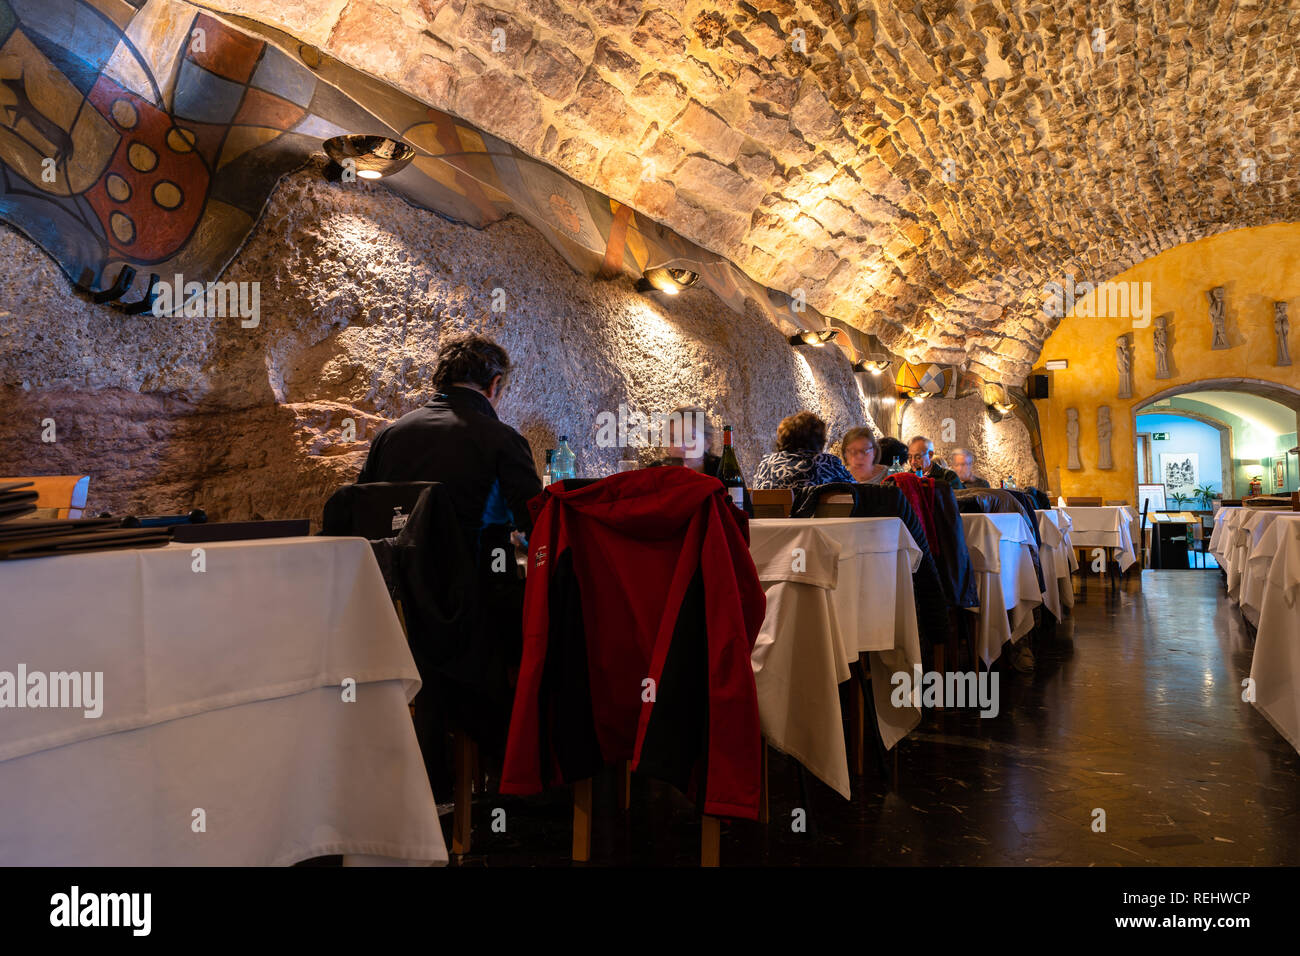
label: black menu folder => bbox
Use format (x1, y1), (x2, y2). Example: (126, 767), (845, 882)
(0, 481), (39, 522)
(0, 526), (170, 560)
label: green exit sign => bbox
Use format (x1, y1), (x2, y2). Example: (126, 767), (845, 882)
(1151, 432), (1170, 440)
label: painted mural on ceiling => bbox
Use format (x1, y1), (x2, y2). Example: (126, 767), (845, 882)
(0, 0), (1007, 423)
(0, 0), (861, 342)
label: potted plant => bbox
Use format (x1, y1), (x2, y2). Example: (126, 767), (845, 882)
(1193, 483), (1217, 510)
(1170, 492), (1190, 510)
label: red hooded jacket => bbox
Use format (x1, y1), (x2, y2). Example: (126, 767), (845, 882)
(499, 467), (766, 819)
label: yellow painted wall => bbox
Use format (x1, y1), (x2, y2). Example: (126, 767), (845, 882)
(1035, 223), (1300, 501)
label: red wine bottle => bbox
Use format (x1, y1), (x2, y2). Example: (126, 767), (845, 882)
(719, 425), (746, 511)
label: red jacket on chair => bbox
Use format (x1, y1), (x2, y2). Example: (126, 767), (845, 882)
(499, 467), (766, 819)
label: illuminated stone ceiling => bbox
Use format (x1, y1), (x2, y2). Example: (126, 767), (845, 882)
(201, 0), (1300, 383)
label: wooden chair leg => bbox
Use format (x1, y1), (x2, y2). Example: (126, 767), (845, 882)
(759, 742), (770, 824)
(846, 665), (865, 775)
(701, 815), (721, 867)
(572, 778), (593, 862)
(616, 760), (631, 811)
(452, 730), (474, 856)
(932, 645), (945, 711)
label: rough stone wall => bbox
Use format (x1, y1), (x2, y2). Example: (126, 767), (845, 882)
(0, 164), (875, 521)
(200, 0), (1300, 383)
(900, 391), (1040, 488)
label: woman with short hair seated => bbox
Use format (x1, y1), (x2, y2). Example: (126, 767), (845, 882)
(754, 412), (854, 490)
(841, 427), (889, 484)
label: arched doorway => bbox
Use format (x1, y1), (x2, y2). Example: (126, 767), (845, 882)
(1132, 378), (1300, 504)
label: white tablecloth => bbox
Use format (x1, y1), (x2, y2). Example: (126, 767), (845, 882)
(1062, 506), (1138, 571)
(1234, 513), (1300, 622)
(749, 517), (923, 796)
(0, 536), (447, 866)
(1036, 509), (1077, 621)
(962, 512), (1043, 667)
(1247, 517), (1300, 756)
(1208, 506), (1239, 557)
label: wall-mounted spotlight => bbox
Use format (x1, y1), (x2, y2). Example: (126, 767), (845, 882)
(323, 134), (416, 180)
(788, 329), (841, 347)
(992, 400), (1015, 416)
(909, 391), (926, 405)
(852, 358), (892, 375)
(635, 267), (700, 295)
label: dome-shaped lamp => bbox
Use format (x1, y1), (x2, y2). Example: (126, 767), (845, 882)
(636, 267), (700, 295)
(788, 329), (841, 347)
(323, 134), (416, 180)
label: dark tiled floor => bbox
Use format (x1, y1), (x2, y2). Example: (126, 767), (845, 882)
(453, 570), (1300, 866)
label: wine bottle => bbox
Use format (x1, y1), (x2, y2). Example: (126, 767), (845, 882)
(718, 425), (747, 512)
(542, 449), (555, 487)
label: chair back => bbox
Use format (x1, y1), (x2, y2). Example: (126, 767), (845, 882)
(1065, 496), (1103, 506)
(0, 475), (90, 518)
(322, 481), (438, 538)
(751, 488), (793, 518)
(812, 493), (854, 518)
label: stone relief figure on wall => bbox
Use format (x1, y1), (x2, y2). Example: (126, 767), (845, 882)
(1066, 408), (1082, 470)
(1276, 302), (1292, 367)
(1097, 406), (1114, 470)
(1208, 286), (1229, 349)
(1154, 314), (1171, 379)
(1116, 333), (1133, 399)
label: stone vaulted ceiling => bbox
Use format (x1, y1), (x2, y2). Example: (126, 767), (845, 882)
(201, 0), (1300, 383)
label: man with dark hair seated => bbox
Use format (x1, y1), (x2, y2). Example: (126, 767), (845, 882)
(359, 332), (541, 548)
(357, 332), (541, 802)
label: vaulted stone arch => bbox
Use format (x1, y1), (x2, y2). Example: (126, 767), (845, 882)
(199, 0), (1300, 383)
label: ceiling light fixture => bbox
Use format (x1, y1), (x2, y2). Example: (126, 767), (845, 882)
(853, 357), (892, 375)
(323, 134), (416, 180)
(788, 329), (841, 347)
(635, 267), (701, 296)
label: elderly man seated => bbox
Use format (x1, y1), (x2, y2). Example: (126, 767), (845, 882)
(907, 436), (963, 489)
(951, 448), (991, 488)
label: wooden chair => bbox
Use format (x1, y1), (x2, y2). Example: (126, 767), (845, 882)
(0, 474), (89, 518)
(751, 488), (793, 518)
(812, 493), (854, 518)
(571, 772), (722, 866)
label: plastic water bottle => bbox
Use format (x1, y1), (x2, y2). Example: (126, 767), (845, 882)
(552, 436), (577, 482)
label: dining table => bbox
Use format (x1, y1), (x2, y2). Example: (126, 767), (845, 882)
(1061, 505), (1138, 573)
(1035, 508), (1077, 622)
(748, 516), (923, 799)
(1246, 515), (1300, 756)
(0, 535), (448, 866)
(961, 511), (1043, 667)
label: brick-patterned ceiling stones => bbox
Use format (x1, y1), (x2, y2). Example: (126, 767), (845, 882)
(201, 0), (1300, 382)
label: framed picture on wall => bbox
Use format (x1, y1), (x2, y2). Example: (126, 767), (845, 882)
(1277, 459), (1287, 490)
(1137, 483), (1167, 513)
(1160, 452), (1199, 497)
